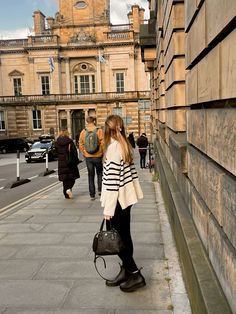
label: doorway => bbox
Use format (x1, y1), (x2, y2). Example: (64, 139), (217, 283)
(72, 110), (85, 141)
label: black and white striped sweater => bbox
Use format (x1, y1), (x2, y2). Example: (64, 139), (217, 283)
(100, 139), (143, 216)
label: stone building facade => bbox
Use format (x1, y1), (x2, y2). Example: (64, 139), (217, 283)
(141, 0), (236, 312)
(0, 0), (150, 141)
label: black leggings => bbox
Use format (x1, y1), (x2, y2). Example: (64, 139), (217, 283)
(63, 179), (75, 198)
(109, 202), (138, 272)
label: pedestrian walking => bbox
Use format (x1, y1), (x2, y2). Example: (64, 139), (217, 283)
(79, 116), (104, 200)
(136, 133), (149, 169)
(128, 132), (136, 148)
(100, 114), (146, 292)
(55, 128), (80, 199)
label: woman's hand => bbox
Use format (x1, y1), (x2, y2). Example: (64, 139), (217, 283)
(104, 215), (112, 220)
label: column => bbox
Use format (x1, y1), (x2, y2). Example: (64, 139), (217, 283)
(65, 58), (71, 94)
(66, 110), (72, 136)
(96, 59), (102, 92)
(84, 109), (89, 120)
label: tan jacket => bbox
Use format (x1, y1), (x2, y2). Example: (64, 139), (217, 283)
(79, 126), (104, 158)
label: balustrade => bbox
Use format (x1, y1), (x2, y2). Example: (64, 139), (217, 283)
(0, 91), (150, 104)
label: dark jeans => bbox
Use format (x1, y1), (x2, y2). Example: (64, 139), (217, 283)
(86, 157), (103, 197)
(63, 179), (75, 198)
(139, 151), (147, 168)
(109, 202), (138, 272)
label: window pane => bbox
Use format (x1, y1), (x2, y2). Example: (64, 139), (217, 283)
(80, 75), (90, 94)
(112, 107), (122, 116)
(13, 78), (22, 96)
(0, 111), (5, 130)
(92, 75), (95, 93)
(32, 110), (42, 129)
(74, 76), (78, 94)
(116, 73), (124, 93)
(41, 76), (50, 95)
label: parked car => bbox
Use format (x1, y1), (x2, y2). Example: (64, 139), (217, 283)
(25, 139), (57, 163)
(0, 138), (30, 154)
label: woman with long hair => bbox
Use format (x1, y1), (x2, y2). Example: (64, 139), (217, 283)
(55, 128), (80, 199)
(100, 115), (146, 292)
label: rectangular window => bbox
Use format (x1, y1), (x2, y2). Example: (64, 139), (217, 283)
(80, 75), (90, 94)
(112, 107), (122, 116)
(32, 110), (42, 129)
(13, 78), (22, 96)
(0, 111), (5, 130)
(116, 73), (124, 93)
(41, 76), (50, 95)
(74, 75), (95, 94)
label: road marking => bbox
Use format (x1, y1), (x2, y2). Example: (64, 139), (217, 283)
(0, 187), (4, 190)
(28, 175), (38, 180)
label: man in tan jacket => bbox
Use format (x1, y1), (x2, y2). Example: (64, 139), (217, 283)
(79, 116), (104, 200)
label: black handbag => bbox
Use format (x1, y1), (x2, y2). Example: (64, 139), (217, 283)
(92, 219), (125, 280)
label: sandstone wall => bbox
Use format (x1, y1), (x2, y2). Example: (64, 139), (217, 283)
(152, 0), (236, 311)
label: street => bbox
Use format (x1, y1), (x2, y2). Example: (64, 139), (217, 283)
(0, 153), (85, 210)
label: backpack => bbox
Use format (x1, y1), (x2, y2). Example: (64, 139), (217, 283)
(84, 128), (99, 154)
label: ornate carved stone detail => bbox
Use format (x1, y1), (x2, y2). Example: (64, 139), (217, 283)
(73, 62), (95, 73)
(8, 70), (24, 77)
(69, 31), (96, 43)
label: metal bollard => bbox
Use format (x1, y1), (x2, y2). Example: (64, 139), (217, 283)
(45, 148), (49, 172)
(7, 150), (31, 188)
(41, 148), (55, 176)
(16, 150), (20, 181)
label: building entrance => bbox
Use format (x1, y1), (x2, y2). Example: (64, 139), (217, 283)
(72, 110), (85, 141)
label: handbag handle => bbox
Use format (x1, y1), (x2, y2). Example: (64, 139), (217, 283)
(94, 219), (120, 281)
(100, 219), (112, 231)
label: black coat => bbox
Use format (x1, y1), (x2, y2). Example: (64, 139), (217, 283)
(55, 136), (80, 182)
(128, 133), (136, 148)
(137, 135), (148, 152)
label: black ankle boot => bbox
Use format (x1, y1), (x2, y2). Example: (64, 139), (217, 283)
(120, 269), (146, 292)
(106, 265), (129, 287)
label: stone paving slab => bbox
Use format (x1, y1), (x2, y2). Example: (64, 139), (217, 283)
(0, 164), (191, 313)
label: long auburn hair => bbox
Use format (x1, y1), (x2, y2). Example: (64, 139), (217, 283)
(104, 115), (133, 164)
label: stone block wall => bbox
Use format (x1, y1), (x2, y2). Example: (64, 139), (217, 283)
(151, 0), (236, 311)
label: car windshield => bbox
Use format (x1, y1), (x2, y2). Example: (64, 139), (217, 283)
(31, 142), (51, 149)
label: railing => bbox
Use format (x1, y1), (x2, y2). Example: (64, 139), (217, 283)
(110, 24), (132, 31)
(0, 35), (59, 48)
(107, 32), (134, 40)
(0, 91), (150, 104)
(0, 39), (28, 48)
(28, 35), (59, 46)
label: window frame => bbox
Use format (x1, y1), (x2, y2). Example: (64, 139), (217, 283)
(74, 74), (95, 94)
(13, 77), (22, 96)
(116, 72), (124, 93)
(40, 75), (50, 95)
(0, 111), (5, 130)
(32, 110), (42, 130)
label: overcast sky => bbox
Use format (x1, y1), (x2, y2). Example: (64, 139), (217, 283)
(0, 0), (149, 39)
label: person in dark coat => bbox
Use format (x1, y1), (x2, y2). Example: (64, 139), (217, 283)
(128, 132), (136, 149)
(55, 129), (80, 199)
(136, 133), (149, 169)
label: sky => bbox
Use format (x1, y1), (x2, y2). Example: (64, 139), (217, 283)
(0, 0), (149, 39)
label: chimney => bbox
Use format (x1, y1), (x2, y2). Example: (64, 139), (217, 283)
(129, 5), (143, 33)
(33, 10), (46, 35)
(46, 16), (54, 30)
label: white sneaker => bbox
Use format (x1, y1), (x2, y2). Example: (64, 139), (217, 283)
(66, 189), (73, 199)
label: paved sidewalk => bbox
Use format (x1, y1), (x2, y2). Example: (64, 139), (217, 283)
(0, 160), (191, 313)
